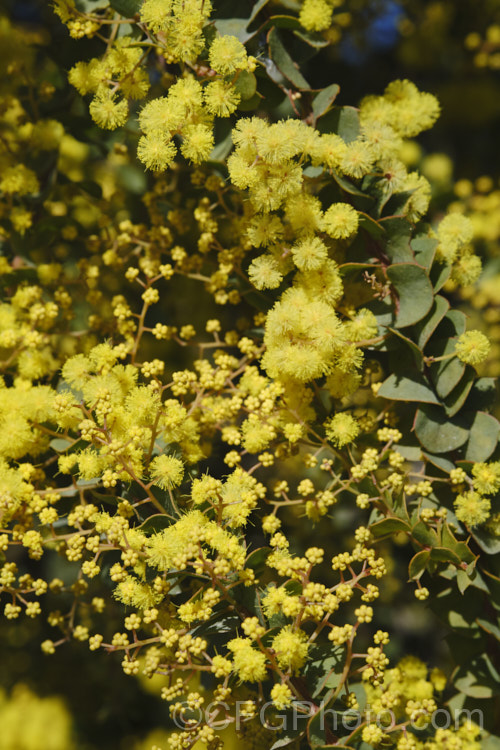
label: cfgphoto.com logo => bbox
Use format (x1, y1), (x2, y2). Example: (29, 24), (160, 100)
(171, 700), (483, 733)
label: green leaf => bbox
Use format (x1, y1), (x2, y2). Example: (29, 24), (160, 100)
(442, 366), (475, 417)
(387, 327), (424, 370)
(422, 452), (455, 473)
(269, 729), (306, 750)
(370, 517), (411, 537)
(358, 213), (385, 241)
(325, 106), (360, 143)
(75, 0), (109, 10)
(150, 485), (179, 517)
(390, 491), (412, 524)
(381, 188), (416, 218)
(234, 583), (266, 624)
(470, 526), (500, 555)
(338, 262), (374, 276)
(430, 546), (462, 566)
(307, 704), (339, 748)
(367, 297), (395, 329)
(465, 568), (489, 592)
(455, 671), (493, 699)
(415, 405), (469, 453)
(307, 709), (326, 749)
(412, 521), (439, 547)
(465, 411), (500, 462)
(248, 0), (270, 24)
(409, 550), (430, 579)
(448, 610), (478, 632)
(380, 217), (413, 263)
(50, 437), (74, 452)
(457, 569), (472, 594)
(245, 547), (270, 572)
(293, 29), (331, 48)
(331, 171), (368, 197)
(378, 372), (439, 404)
(269, 708), (314, 749)
(263, 14), (303, 31)
(108, 0), (141, 15)
(75, 477), (100, 489)
(413, 295), (449, 349)
(386, 263), (434, 328)
(304, 644), (343, 698)
(436, 309), (467, 338)
(268, 28), (310, 89)
(237, 92), (261, 111)
(210, 120), (233, 161)
(441, 523), (459, 549)
(467, 377), (497, 411)
(312, 84), (340, 121)
(192, 610), (241, 637)
(215, 18), (253, 43)
(430, 260), (451, 291)
(476, 618), (500, 641)
(411, 235), (438, 268)
(454, 541), (477, 564)
(397, 444), (423, 461)
(428, 339), (465, 400)
(234, 71), (258, 100)
(138, 515), (171, 534)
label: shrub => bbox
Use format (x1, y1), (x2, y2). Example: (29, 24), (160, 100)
(0, 2), (499, 748)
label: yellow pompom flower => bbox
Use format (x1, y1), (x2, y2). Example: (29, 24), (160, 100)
(270, 683), (293, 709)
(89, 91), (129, 130)
(299, 0), (333, 32)
(454, 491), (491, 527)
(0, 165), (40, 195)
(227, 638), (267, 682)
(325, 412), (360, 448)
(362, 724), (384, 745)
(436, 213), (474, 263)
(321, 203), (359, 239)
(246, 214), (284, 247)
(149, 454), (184, 489)
(248, 255), (283, 290)
(137, 136), (177, 172)
(454, 330), (490, 365)
(204, 80), (240, 117)
(271, 627), (309, 674)
(262, 286), (345, 381)
(291, 236), (328, 271)
(139, 96), (185, 135)
(181, 124), (214, 164)
(430, 667), (447, 692)
(209, 34), (247, 75)
(140, 0), (172, 32)
(472, 461), (500, 495)
(68, 59), (104, 95)
(451, 252), (482, 287)
(384, 79), (440, 138)
(339, 141), (374, 179)
(10, 207), (33, 235)
(168, 76), (204, 111)
(403, 172), (431, 222)
(344, 309), (378, 342)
